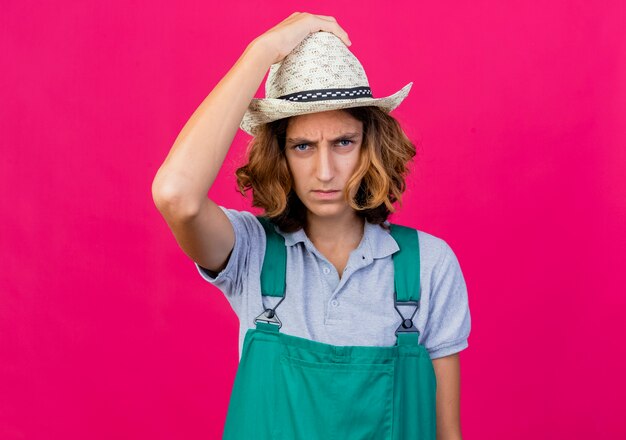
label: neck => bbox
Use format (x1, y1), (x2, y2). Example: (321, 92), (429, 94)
(304, 211), (365, 251)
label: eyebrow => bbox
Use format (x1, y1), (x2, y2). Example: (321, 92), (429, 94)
(286, 132), (361, 145)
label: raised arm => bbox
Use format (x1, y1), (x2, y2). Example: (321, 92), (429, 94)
(151, 39), (274, 272)
(151, 13), (352, 273)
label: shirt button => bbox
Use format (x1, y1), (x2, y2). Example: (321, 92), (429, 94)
(331, 300), (339, 307)
(323, 267), (330, 274)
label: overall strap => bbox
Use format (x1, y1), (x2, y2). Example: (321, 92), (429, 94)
(253, 216), (287, 330)
(389, 223), (422, 345)
(389, 224), (421, 303)
(256, 216), (287, 298)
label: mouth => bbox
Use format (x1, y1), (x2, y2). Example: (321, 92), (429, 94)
(311, 190), (340, 199)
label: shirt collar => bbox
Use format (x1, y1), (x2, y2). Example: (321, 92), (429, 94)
(275, 219), (400, 260)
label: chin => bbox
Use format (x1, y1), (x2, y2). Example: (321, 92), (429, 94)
(304, 202), (350, 219)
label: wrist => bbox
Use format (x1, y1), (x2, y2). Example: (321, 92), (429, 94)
(246, 36), (278, 66)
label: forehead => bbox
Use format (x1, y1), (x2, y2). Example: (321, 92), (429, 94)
(286, 110), (362, 136)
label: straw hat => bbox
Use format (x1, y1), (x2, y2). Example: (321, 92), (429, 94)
(240, 31), (413, 136)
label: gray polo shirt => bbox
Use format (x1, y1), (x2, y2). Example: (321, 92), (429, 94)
(195, 206), (471, 362)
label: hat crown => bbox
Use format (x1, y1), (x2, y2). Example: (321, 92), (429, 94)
(265, 31), (371, 99)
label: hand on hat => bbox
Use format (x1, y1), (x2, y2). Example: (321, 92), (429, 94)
(253, 12), (352, 66)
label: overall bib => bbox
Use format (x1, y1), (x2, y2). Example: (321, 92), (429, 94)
(222, 217), (437, 440)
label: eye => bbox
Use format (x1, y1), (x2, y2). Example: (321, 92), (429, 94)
(292, 143), (309, 151)
(338, 139), (353, 147)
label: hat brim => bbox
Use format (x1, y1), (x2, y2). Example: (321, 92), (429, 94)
(240, 82), (413, 136)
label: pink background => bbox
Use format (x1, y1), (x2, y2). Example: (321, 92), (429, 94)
(2, 1), (625, 439)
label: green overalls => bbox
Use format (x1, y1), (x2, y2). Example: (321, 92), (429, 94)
(222, 217), (437, 439)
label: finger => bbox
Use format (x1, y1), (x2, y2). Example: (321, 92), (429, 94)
(313, 14), (337, 22)
(325, 22), (351, 46)
(308, 17), (351, 45)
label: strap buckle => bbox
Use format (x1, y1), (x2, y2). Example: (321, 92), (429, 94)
(394, 298), (420, 336)
(254, 308), (282, 329)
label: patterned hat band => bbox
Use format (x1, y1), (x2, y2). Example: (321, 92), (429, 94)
(277, 86), (373, 102)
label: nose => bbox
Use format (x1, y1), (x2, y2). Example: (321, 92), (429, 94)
(315, 145), (334, 182)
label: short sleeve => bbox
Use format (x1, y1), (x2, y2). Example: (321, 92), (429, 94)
(194, 206), (265, 299)
(422, 241), (471, 359)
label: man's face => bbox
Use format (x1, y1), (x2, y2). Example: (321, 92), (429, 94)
(284, 109), (364, 221)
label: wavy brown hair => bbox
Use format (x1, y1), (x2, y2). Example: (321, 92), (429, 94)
(235, 106), (418, 232)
